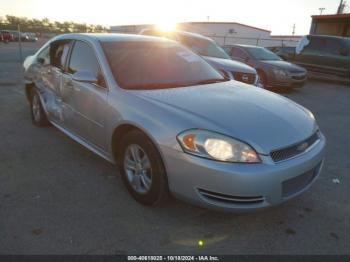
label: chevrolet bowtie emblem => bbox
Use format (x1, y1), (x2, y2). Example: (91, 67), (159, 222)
(297, 142), (308, 151)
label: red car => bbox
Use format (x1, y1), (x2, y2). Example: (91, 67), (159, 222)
(1, 31), (14, 43)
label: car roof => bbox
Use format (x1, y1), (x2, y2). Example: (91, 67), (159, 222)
(175, 30), (213, 41)
(141, 28), (214, 41)
(227, 44), (264, 49)
(53, 33), (175, 43)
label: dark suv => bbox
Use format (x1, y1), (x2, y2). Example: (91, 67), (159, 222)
(274, 35), (350, 78)
(139, 28), (259, 86)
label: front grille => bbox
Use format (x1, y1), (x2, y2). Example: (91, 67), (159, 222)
(232, 72), (256, 84)
(198, 188), (264, 205)
(290, 70), (306, 74)
(282, 162), (322, 198)
(292, 74), (307, 80)
(270, 132), (320, 162)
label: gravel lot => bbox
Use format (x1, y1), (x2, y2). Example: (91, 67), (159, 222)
(0, 41), (349, 255)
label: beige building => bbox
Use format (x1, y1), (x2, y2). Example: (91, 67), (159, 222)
(110, 21), (298, 47)
(310, 13), (350, 37)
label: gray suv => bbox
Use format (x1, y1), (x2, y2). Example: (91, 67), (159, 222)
(225, 45), (307, 89)
(140, 29), (259, 86)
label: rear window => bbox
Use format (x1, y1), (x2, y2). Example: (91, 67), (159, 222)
(50, 41), (72, 69)
(101, 41), (225, 90)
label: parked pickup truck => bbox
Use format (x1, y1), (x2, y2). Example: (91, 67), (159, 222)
(0, 30), (14, 43)
(272, 35), (350, 78)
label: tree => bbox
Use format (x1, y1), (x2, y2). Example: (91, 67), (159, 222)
(1, 15), (109, 34)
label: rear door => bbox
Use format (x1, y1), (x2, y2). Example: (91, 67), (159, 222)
(30, 45), (50, 89)
(61, 40), (108, 150)
(41, 40), (72, 123)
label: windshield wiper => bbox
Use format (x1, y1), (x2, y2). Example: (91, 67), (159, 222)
(126, 79), (228, 90)
(126, 82), (195, 90)
(192, 78), (228, 85)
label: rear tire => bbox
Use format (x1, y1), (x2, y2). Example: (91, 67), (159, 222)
(30, 89), (50, 127)
(118, 130), (169, 206)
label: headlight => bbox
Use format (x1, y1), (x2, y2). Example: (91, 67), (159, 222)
(272, 68), (288, 79)
(220, 70), (233, 80)
(177, 129), (260, 163)
(254, 74), (260, 86)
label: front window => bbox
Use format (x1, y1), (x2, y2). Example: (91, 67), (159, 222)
(179, 36), (231, 60)
(102, 41), (227, 90)
(68, 40), (106, 87)
(68, 41), (100, 75)
(245, 47), (282, 61)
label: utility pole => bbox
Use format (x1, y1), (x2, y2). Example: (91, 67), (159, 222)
(337, 0), (344, 13)
(207, 16), (210, 22)
(292, 24), (296, 35)
(17, 24), (23, 63)
(319, 7), (325, 15)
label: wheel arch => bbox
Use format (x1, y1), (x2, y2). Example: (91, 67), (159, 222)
(25, 82), (35, 102)
(111, 122), (170, 189)
(256, 68), (268, 83)
(256, 68), (266, 77)
(111, 123), (167, 169)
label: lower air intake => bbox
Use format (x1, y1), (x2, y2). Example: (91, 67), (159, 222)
(198, 188), (264, 205)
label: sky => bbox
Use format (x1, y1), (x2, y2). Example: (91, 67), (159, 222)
(0, 0), (346, 35)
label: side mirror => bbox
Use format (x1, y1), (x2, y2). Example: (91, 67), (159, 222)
(72, 70), (98, 83)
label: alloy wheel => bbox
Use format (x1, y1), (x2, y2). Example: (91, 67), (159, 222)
(32, 94), (41, 122)
(124, 144), (153, 194)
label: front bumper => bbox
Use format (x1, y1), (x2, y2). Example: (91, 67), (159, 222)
(268, 72), (307, 88)
(161, 134), (326, 212)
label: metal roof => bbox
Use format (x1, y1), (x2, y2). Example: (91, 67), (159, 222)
(311, 13), (350, 20)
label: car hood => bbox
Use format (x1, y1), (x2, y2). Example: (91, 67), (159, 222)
(134, 81), (317, 154)
(261, 60), (306, 72)
(203, 56), (257, 74)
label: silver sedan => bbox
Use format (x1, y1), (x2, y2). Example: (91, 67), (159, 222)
(23, 33), (326, 211)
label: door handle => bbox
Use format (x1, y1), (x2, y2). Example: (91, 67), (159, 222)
(65, 80), (80, 92)
(66, 80), (73, 87)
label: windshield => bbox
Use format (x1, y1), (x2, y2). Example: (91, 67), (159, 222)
(245, 47), (282, 61)
(179, 36), (231, 60)
(102, 41), (226, 90)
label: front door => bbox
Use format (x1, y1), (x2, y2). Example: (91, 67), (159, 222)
(61, 40), (108, 151)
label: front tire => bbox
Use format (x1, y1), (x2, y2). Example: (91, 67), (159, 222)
(30, 89), (50, 127)
(118, 130), (168, 206)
